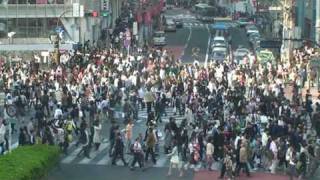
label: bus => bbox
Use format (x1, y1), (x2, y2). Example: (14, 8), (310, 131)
(210, 21), (232, 43)
(193, 3), (216, 22)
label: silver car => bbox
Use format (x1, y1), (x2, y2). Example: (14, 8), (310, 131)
(153, 31), (166, 46)
(165, 20), (176, 32)
(233, 48), (250, 64)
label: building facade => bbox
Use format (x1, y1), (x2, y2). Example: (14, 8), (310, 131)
(0, 0), (123, 47)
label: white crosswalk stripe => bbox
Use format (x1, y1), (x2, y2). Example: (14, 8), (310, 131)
(61, 142), (82, 164)
(137, 107), (186, 123)
(220, 22), (239, 28)
(183, 22), (206, 28)
(78, 143), (109, 164)
(60, 142), (172, 168)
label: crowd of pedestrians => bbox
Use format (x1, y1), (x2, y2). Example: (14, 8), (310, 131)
(0, 41), (319, 179)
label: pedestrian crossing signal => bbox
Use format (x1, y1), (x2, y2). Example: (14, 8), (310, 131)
(101, 11), (109, 17)
(92, 11), (98, 17)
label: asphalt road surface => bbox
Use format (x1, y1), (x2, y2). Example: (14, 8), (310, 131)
(163, 8), (251, 64)
(163, 8), (210, 63)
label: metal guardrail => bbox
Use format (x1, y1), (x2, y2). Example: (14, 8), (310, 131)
(0, 4), (73, 18)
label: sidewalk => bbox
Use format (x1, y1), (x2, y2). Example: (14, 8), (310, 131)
(194, 170), (288, 180)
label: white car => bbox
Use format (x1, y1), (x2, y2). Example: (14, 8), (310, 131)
(237, 18), (251, 27)
(246, 25), (259, 36)
(211, 46), (228, 62)
(164, 19), (176, 32)
(211, 36), (227, 48)
(153, 31), (166, 46)
(233, 48), (250, 64)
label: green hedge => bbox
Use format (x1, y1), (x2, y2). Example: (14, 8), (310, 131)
(0, 145), (60, 180)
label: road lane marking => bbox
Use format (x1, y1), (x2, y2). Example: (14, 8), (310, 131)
(205, 24), (211, 68)
(61, 143), (82, 164)
(78, 142), (109, 164)
(97, 153), (111, 165)
(154, 154), (169, 167)
(180, 26), (192, 60)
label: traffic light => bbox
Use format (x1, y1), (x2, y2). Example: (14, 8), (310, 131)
(84, 11), (98, 17)
(101, 11), (109, 17)
(102, 0), (109, 11)
(101, 0), (109, 17)
(92, 11), (98, 17)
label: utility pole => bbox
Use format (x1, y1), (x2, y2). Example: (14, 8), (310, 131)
(281, 0), (295, 65)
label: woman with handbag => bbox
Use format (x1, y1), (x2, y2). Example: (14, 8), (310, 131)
(167, 142), (183, 177)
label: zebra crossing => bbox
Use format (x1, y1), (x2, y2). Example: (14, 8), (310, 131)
(60, 107), (185, 167)
(136, 106), (186, 123)
(182, 21), (239, 28)
(183, 22), (207, 28)
(60, 140), (171, 168)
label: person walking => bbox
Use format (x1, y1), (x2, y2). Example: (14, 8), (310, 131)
(0, 119), (6, 154)
(145, 128), (157, 165)
(144, 88), (154, 114)
(92, 119), (102, 150)
(167, 142), (183, 177)
(77, 123), (90, 158)
(236, 142), (250, 177)
(287, 147), (298, 180)
(269, 137), (279, 174)
(205, 137), (214, 171)
(111, 132), (128, 166)
(130, 137), (144, 171)
(125, 119), (133, 153)
(307, 144), (320, 178)
(109, 123), (119, 156)
(219, 149), (235, 180)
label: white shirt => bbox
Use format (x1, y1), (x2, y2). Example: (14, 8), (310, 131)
(54, 108), (63, 119)
(159, 69), (165, 80)
(261, 132), (268, 147)
(270, 141), (278, 154)
(0, 124), (6, 143)
(138, 88), (145, 99)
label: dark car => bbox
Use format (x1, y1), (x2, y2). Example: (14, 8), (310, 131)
(173, 18), (183, 28)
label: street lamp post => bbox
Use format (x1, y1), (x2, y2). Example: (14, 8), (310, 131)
(51, 9), (72, 65)
(281, 0), (295, 65)
(50, 34), (60, 65)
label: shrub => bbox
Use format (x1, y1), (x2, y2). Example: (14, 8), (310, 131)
(0, 145), (60, 180)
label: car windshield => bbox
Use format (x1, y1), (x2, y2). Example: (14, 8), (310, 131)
(167, 20), (175, 25)
(239, 18), (248, 22)
(154, 33), (164, 37)
(213, 51), (226, 58)
(235, 55), (245, 59)
(214, 40), (225, 44)
(237, 49), (248, 54)
(250, 33), (260, 37)
(248, 27), (258, 31)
